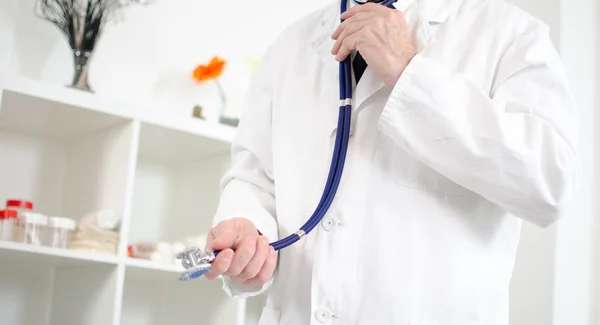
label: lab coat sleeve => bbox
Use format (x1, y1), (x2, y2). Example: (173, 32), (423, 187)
(378, 22), (580, 228)
(211, 47), (279, 298)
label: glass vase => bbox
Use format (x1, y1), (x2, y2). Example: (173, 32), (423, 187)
(214, 81), (239, 127)
(70, 49), (93, 93)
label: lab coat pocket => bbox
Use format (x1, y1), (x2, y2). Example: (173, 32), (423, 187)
(391, 145), (470, 196)
(257, 307), (281, 325)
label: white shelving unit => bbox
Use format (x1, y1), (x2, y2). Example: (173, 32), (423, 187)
(0, 74), (266, 325)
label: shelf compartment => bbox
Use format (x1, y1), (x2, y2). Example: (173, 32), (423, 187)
(129, 153), (229, 245)
(0, 120), (137, 246)
(0, 82), (133, 140)
(125, 257), (184, 274)
(0, 240), (118, 266)
(122, 262), (239, 325)
(0, 74), (235, 148)
(0, 250), (119, 325)
(138, 120), (233, 164)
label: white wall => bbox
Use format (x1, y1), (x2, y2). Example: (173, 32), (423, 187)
(592, 1), (600, 321)
(553, 0), (599, 324)
(0, 0), (16, 72)
(0, 0), (331, 121)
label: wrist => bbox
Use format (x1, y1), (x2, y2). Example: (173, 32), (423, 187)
(388, 52), (416, 86)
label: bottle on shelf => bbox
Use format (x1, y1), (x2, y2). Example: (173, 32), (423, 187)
(0, 209), (18, 241)
(17, 212), (48, 246)
(47, 217), (77, 249)
(6, 199), (34, 216)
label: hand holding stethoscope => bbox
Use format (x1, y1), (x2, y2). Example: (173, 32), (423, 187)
(331, 1), (417, 86)
(177, 0), (416, 284)
(203, 218), (275, 285)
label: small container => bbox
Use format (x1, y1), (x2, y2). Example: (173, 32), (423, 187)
(0, 210), (18, 241)
(6, 200), (34, 214)
(128, 242), (158, 259)
(17, 212), (47, 245)
(47, 217), (76, 249)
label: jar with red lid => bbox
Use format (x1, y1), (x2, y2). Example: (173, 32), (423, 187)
(6, 200), (34, 213)
(0, 209), (18, 241)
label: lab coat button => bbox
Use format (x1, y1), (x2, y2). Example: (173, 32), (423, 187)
(321, 218), (337, 231)
(315, 309), (332, 323)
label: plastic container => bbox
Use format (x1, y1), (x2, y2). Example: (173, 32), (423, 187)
(6, 200), (33, 214)
(47, 217), (76, 249)
(17, 212), (48, 245)
(128, 242), (158, 259)
(0, 209), (18, 241)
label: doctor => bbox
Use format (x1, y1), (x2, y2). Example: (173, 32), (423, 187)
(204, 0), (580, 324)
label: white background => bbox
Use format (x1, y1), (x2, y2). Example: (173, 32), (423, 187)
(0, 0), (598, 324)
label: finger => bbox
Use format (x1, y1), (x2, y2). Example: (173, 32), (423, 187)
(225, 236), (257, 277)
(335, 33), (362, 62)
(205, 248), (234, 280)
(331, 21), (368, 55)
(331, 12), (375, 40)
(341, 2), (389, 20)
(235, 236), (270, 281)
(244, 246), (277, 286)
(205, 228), (215, 249)
(205, 221), (236, 251)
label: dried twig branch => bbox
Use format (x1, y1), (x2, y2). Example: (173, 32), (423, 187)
(35, 0), (153, 51)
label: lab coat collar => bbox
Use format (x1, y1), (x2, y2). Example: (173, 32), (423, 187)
(311, 0), (450, 135)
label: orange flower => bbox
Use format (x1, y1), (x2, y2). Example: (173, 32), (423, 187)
(193, 56), (226, 83)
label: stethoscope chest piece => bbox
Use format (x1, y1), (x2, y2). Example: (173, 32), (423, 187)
(176, 247), (216, 282)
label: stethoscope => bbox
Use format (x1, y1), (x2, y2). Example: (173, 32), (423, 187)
(177, 0), (398, 282)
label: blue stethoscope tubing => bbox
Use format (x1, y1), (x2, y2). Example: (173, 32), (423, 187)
(213, 0), (397, 257)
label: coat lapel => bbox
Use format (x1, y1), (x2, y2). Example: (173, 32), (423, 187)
(310, 3), (340, 89)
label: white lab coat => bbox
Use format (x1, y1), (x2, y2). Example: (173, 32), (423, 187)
(212, 0), (580, 324)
